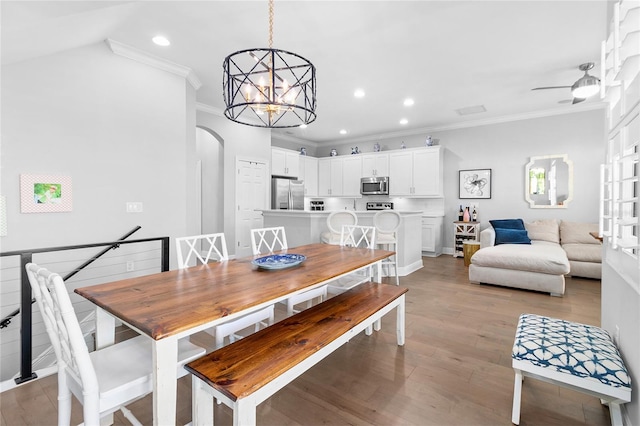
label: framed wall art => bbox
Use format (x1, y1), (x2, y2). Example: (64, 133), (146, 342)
(459, 169), (491, 199)
(20, 174), (73, 213)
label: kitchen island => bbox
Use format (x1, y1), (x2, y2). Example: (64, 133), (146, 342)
(261, 210), (423, 276)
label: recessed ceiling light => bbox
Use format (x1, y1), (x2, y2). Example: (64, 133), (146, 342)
(339, 129), (347, 135)
(403, 98), (414, 107)
(354, 89), (365, 98)
(399, 118), (408, 125)
(299, 124), (307, 129)
(152, 35), (171, 47)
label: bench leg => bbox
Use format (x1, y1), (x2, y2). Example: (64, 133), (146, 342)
(396, 295), (405, 346)
(192, 376), (214, 426)
(234, 398), (257, 426)
(511, 369), (523, 425)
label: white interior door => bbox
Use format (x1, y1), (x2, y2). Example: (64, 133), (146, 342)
(236, 159), (268, 257)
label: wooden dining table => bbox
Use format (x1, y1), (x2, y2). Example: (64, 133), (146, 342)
(75, 242), (394, 425)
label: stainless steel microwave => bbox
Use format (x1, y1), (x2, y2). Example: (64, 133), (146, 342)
(360, 176), (389, 195)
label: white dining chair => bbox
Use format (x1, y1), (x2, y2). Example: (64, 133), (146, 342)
(327, 225), (377, 294)
(175, 232), (229, 268)
(251, 226), (326, 317)
(25, 263), (205, 426)
(373, 210), (401, 285)
(250, 226), (288, 255)
(176, 233), (274, 348)
(320, 211), (358, 245)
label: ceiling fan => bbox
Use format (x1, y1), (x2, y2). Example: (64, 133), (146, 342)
(532, 62), (600, 104)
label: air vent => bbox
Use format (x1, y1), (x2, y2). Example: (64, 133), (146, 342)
(455, 105), (487, 116)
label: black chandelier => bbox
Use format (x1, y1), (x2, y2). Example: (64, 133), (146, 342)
(222, 0), (317, 128)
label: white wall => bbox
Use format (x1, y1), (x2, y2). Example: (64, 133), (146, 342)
(0, 41), (197, 382)
(195, 111), (271, 255)
(196, 127), (224, 235)
(1, 42), (195, 255)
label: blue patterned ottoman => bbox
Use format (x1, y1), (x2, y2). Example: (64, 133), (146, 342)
(511, 313), (631, 425)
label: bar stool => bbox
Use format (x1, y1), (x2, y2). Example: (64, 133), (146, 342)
(373, 210), (401, 285)
(320, 210), (358, 244)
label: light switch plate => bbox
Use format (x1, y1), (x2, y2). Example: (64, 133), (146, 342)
(126, 202), (143, 213)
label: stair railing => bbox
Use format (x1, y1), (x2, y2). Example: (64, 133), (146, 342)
(0, 228), (170, 385)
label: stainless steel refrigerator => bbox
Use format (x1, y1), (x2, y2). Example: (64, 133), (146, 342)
(271, 176), (304, 210)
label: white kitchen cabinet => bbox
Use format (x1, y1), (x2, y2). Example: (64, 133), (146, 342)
(318, 158), (342, 196)
(361, 153), (389, 177)
(300, 156), (318, 197)
(271, 148), (300, 178)
(421, 216), (443, 256)
(342, 156), (363, 197)
(318, 156), (361, 197)
(389, 151), (413, 195)
(389, 146), (443, 197)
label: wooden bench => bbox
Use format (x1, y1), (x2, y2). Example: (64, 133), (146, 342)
(185, 282), (408, 425)
(512, 313), (632, 426)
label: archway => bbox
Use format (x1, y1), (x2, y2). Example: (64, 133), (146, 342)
(195, 127), (224, 235)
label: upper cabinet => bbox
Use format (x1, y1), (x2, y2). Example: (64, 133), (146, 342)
(318, 156), (362, 197)
(271, 148), (300, 178)
(361, 153), (389, 177)
(342, 156), (363, 197)
(318, 158), (341, 197)
(389, 146), (443, 197)
(300, 156), (318, 197)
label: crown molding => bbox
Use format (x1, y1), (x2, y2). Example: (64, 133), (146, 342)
(105, 39), (202, 90)
(196, 101), (606, 147)
(334, 102), (608, 145)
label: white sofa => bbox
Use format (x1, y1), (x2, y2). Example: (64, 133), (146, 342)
(468, 219), (601, 296)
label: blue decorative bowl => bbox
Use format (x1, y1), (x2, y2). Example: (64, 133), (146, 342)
(251, 254), (306, 270)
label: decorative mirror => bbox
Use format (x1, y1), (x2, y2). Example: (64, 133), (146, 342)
(525, 154), (573, 208)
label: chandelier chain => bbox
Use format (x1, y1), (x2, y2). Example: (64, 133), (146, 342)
(268, 0), (274, 49)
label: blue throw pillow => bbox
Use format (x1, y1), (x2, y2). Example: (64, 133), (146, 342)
(490, 218), (525, 230)
(494, 228), (531, 245)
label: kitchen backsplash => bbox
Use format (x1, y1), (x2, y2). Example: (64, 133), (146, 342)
(305, 197), (444, 214)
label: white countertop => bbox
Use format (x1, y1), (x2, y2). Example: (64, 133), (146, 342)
(261, 209), (424, 216)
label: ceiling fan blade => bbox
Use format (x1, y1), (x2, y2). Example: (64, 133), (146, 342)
(531, 86), (572, 91)
(572, 97), (586, 104)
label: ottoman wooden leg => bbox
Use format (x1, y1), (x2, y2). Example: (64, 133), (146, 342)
(511, 369), (523, 425)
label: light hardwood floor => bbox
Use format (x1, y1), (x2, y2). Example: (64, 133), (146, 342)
(1, 255), (607, 426)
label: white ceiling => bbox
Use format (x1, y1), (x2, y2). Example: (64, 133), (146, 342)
(1, 1), (610, 145)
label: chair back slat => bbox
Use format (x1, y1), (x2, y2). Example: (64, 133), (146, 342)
(176, 233), (229, 269)
(25, 263), (99, 394)
(250, 227), (288, 255)
(340, 225), (376, 249)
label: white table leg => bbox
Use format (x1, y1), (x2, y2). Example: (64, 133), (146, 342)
(396, 295), (405, 346)
(153, 338), (178, 426)
(374, 319), (382, 331)
(94, 307), (115, 349)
